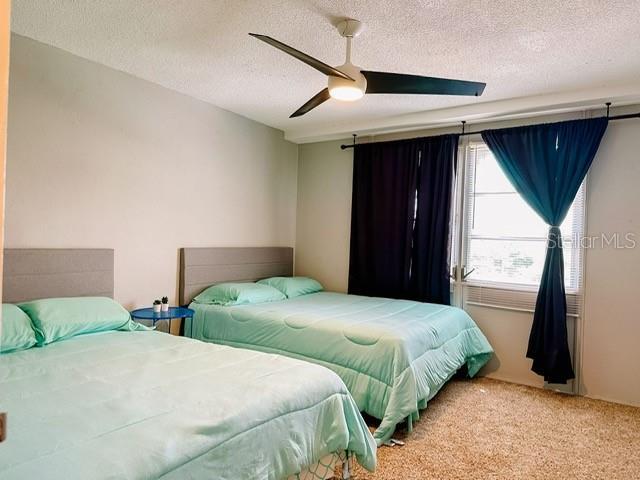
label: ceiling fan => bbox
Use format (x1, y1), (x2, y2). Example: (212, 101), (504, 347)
(249, 19), (486, 118)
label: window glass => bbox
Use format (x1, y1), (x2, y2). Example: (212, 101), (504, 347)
(462, 143), (584, 291)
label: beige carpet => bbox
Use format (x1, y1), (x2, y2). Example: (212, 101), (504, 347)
(349, 377), (640, 480)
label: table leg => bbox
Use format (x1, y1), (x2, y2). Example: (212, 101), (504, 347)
(189, 316), (194, 337)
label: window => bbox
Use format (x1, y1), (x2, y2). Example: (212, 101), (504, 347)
(457, 141), (585, 295)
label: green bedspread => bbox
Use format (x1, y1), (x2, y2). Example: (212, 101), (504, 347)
(0, 330), (376, 479)
(187, 292), (494, 445)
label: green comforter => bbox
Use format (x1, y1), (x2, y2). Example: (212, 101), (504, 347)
(0, 330), (376, 479)
(187, 292), (493, 445)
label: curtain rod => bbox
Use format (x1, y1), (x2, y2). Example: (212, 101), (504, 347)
(339, 105), (640, 150)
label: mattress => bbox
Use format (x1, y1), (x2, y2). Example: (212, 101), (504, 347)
(187, 292), (494, 445)
(0, 330), (376, 479)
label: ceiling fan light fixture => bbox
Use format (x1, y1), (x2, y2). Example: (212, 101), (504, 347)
(329, 84), (365, 101)
(327, 62), (367, 102)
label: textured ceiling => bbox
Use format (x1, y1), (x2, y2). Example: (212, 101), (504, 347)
(11, 0), (640, 142)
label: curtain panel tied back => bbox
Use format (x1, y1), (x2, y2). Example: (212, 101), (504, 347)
(482, 117), (608, 384)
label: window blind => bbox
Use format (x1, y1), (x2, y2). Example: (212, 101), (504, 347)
(458, 142), (585, 314)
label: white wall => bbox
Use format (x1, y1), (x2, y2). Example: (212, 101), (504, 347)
(295, 113), (640, 406)
(6, 35), (298, 314)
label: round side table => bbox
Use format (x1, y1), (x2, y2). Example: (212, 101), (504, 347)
(130, 306), (194, 334)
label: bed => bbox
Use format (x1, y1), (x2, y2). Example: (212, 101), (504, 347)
(0, 249), (377, 480)
(180, 247), (494, 446)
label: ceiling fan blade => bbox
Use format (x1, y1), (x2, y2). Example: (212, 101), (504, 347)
(249, 33), (353, 81)
(361, 71), (486, 96)
(290, 88), (331, 118)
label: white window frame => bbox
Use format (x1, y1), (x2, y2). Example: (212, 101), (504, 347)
(451, 135), (586, 317)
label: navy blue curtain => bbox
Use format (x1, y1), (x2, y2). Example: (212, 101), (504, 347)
(410, 135), (459, 305)
(349, 140), (420, 298)
(482, 117), (608, 383)
(349, 135), (458, 303)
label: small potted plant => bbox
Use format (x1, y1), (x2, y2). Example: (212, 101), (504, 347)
(153, 299), (162, 313)
(161, 296), (169, 312)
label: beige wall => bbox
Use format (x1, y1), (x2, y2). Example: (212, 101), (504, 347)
(295, 140), (353, 292)
(6, 35), (298, 313)
(295, 112), (640, 406)
(0, 0), (10, 355)
(581, 118), (640, 406)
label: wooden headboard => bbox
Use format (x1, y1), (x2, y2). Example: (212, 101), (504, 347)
(179, 247), (293, 305)
(2, 248), (114, 303)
